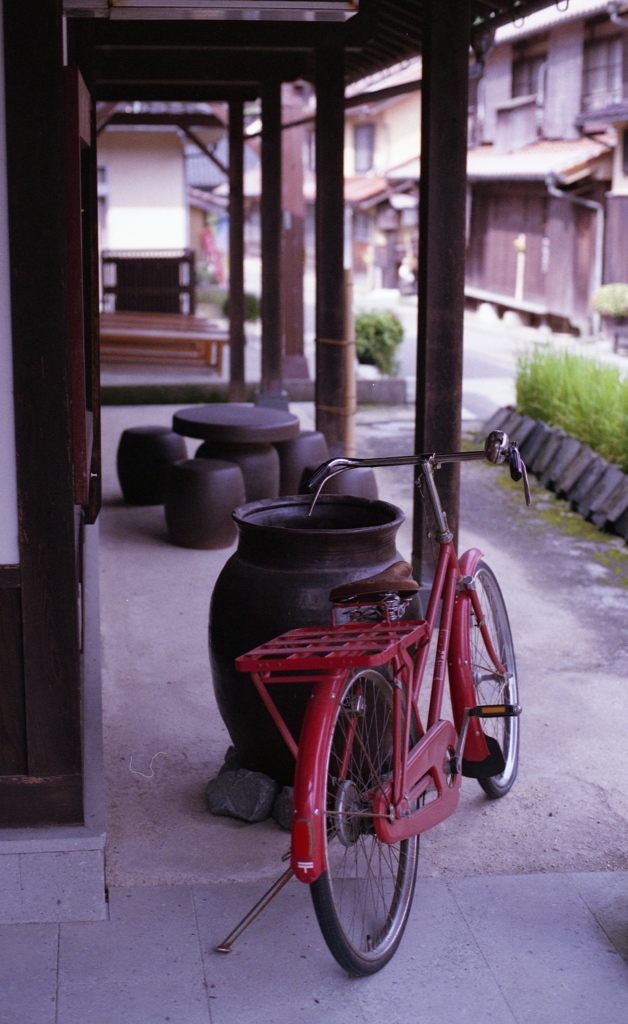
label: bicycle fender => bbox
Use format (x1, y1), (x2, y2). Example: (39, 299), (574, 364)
(450, 547), (491, 764)
(290, 672), (346, 884)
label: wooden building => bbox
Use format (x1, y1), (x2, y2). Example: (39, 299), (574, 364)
(0, 0), (557, 923)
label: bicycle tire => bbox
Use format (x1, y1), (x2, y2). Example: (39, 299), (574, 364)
(309, 668), (419, 976)
(469, 561), (520, 799)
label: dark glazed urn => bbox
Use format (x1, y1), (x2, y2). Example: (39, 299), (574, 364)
(209, 494), (411, 786)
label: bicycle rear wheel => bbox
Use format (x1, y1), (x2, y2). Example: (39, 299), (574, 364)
(469, 561), (520, 799)
(310, 668), (419, 976)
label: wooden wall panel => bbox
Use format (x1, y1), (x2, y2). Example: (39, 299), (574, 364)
(604, 195), (628, 284)
(0, 580), (26, 775)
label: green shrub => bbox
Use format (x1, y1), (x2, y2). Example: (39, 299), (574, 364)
(516, 348), (628, 471)
(591, 283), (628, 318)
(355, 310), (404, 377)
(222, 292), (261, 322)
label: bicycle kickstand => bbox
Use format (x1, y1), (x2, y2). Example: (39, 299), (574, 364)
(214, 866), (294, 954)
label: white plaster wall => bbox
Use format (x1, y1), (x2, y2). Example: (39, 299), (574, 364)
(0, 1), (19, 565)
(97, 130), (187, 250)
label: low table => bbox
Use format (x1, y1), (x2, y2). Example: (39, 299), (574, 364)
(172, 404), (300, 501)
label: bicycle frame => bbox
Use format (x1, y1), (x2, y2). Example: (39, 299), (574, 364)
(238, 447), (516, 885)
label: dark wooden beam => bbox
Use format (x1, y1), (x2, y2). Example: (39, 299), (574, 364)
(413, 0), (469, 586)
(92, 17), (354, 50)
(101, 111), (225, 130)
(260, 78), (283, 396)
(229, 101), (246, 403)
(95, 84), (261, 102)
(93, 49), (306, 85)
(315, 43), (347, 456)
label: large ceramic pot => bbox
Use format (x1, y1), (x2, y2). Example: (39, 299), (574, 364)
(209, 494), (414, 785)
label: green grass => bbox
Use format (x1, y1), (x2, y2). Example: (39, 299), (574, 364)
(516, 348), (628, 471)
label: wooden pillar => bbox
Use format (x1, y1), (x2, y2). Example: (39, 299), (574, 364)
(315, 43), (350, 457)
(228, 100), (246, 402)
(413, 0), (469, 585)
(281, 82), (308, 381)
(260, 78), (283, 396)
(2, 0), (82, 822)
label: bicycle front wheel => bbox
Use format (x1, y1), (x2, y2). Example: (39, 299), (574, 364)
(469, 561), (520, 799)
(310, 668), (419, 976)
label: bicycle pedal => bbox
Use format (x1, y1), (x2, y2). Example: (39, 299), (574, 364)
(468, 703), (522, 718)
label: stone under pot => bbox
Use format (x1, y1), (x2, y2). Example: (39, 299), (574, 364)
(209, 494), (415, 786)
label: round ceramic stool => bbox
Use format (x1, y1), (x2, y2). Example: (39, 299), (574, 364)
(117, 425), (187, 505)
(164, 458), (245, 549)
(274, 430), (330, 495)
(195, 441), (280, 502)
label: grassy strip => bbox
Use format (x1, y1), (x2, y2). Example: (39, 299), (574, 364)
(516, 348), (628, 472)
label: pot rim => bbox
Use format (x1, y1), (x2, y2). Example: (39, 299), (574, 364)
(232, 493), (405, 534)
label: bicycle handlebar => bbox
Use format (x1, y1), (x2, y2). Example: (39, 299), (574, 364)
(305, 430), (531, 508)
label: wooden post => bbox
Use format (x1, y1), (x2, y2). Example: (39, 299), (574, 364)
(3, 0), (82, 822)
(413, 0), (469, 586)
(260, 78), (283, 397)
(315, 43), (348, 457)
(228, 100), (246, 402)
(281, 82), (308, 381)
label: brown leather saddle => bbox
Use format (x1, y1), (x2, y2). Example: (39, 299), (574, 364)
(330, 560), (420, 603)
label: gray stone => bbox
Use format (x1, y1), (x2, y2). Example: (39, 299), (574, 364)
(555, 445), (596, 497)
(530, 428), (566, 477)
(500, 409), (524, 438)
(605, 475), (628, 523)
(205, 769), (279, 823)
(480, 406), (513, 440)
(508, 414), (537, 446)
(540, 436), (583, 490)
(588, 466), (626, 527)
(272, 786), (294, 831)
(612, 505), (628, 541)
(568, 454), (608, 510)
(519, 420), (552, 465)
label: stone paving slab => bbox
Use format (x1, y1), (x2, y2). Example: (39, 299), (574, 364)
(2, 875), (625, 1024)
(450, 874), (628, 1024)
(57, 887), (211, 1024)
(0, 922), (58, 1024)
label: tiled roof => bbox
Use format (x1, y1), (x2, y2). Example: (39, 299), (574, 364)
(495, 0), (610, 43)
(387, 136), (613, 184)
(467, 136), (613, 182)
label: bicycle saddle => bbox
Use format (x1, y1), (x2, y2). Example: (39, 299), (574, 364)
(330, 560), (420, 602)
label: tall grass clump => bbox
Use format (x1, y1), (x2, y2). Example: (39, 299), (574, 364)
(516, 348), (628, 471)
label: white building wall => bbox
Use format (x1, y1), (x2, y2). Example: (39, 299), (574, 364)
(0, 0), (20, 565)
(97, 130), (187, 250)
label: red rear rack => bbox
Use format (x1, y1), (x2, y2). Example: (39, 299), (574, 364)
(236, 619), (428, 676)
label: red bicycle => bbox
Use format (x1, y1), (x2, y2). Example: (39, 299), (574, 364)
(218, 430), (529, 976)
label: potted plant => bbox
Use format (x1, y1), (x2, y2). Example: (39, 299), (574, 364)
(591, 283), (628, 352)
(355, 309), (404, 377)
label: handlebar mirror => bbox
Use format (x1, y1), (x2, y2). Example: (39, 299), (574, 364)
(484, 430), (509, 465)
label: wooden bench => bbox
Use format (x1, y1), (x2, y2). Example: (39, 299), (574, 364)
(99, 311), (229, 373)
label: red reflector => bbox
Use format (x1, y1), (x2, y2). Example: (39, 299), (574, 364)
(292, 819), (313, 860)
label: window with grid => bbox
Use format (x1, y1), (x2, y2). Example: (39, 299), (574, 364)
(354, 123), (375, 174)
(582, 35), (626, 112)
(512, 54), (546, 98)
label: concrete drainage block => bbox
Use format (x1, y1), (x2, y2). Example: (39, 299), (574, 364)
(484, 409), (628, 544)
